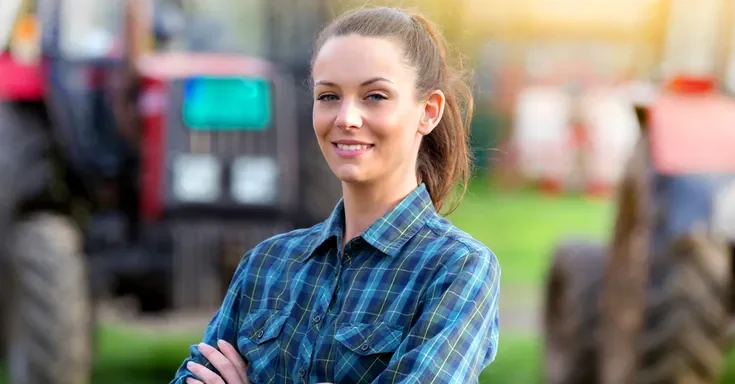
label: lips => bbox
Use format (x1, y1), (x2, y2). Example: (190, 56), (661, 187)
(331, 141), (374, 158)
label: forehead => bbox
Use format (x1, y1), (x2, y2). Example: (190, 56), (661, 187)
(312, 35), (412, 85)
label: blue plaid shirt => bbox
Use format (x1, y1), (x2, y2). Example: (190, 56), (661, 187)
(171, 184), (500, 384)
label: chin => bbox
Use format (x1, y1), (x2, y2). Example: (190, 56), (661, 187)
(333, 165), (368, 184)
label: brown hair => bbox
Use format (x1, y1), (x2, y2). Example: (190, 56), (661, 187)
(311, 6), (473, 215)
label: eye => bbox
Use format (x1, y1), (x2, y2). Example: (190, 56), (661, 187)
(317, 93), (339, 102)
(366, 93), (388, 101)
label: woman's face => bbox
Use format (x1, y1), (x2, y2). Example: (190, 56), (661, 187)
(311, 34), (444, 186)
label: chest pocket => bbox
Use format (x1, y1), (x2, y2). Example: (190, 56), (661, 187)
(237, 309), (290, 383)
(334, 322), (403, 383)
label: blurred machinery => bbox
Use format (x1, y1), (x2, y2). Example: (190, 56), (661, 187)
(470, 0), (685, 194)
(0, 0), (340, 383)
(542, 0), (735, 383)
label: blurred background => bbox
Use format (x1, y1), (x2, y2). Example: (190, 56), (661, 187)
(1, 0), (735, 383)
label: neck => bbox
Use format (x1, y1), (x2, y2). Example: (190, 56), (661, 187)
(341, 174), (419, 247)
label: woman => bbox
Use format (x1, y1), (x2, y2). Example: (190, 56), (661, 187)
(172, 6), (500, 384)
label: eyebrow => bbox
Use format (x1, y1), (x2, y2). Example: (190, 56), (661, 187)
(314, 77), (393, 87)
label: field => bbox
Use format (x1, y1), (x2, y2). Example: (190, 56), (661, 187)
(5, 180), (735, 383)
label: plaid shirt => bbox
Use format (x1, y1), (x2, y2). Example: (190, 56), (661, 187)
(171, 184), (500, 384)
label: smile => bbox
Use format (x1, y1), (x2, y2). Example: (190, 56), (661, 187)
(336, 143), (371, 151)
(332, 143), (374, 158)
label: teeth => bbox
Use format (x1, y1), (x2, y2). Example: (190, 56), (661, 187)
(336, 144), (371, 151)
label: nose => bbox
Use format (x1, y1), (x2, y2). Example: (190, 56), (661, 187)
(335, 100), (362, 130)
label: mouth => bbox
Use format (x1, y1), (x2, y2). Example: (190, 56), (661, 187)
(331, 142), (374, 158)
(334, 143), (373, 151)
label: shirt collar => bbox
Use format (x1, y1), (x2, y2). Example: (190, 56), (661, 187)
(302, 183), (435, 261)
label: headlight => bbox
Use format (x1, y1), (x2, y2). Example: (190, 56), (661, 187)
(172, 154), (222, 203)
(230, 156), (278, 205)
(712, 180), (735, 241)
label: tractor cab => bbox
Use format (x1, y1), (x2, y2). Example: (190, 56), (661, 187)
(43, 0), (131, 181)
(0, 0), (331, 308)
(541, 0), (735, 380)
(637, 76), (735, 255)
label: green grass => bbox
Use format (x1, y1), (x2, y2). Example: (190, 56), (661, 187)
(479, 333), (541, 383)
(91, 327), (195, 384)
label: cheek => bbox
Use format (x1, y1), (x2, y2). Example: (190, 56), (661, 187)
(375, 106), (421, 149)
(312, 107), (332, 138)
(371, 118), (419, 164)
(367, 103), (406, 134)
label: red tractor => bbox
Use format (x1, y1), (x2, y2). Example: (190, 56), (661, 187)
(543, 75), (735, 383)
(0, 0), (339, 383)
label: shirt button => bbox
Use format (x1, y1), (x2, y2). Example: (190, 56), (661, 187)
(361, 343), (369, 351)
(313, 315), (321, 323)
(298, 368), (306, 377)
(257, 330), (264, 339)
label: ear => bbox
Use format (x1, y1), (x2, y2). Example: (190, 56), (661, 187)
(418, 90), (445, 136)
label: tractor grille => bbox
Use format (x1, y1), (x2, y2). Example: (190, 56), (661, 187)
(172, 221), (291, 310)
(186, 129), (278, 158)
(161, 77), (299, 210)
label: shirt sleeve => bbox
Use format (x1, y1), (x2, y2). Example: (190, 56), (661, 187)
(372, 249), (501, 384)
(170, 250), (251, 384)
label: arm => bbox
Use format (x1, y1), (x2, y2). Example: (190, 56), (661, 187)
(170, 250), (251, 384)
(373, 249), (501, 384)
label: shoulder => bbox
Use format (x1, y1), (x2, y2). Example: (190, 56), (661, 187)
(421, 214), (500, 279)
(230, 222), (326, 283)
(246, 222), (326, 261)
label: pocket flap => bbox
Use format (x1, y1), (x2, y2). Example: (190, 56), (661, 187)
(240, 309), (290, 345)
(335, 322), (403, 356)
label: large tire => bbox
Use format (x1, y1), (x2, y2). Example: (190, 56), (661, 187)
(0, 102), (52, 359)
(5, 213), (93, 384)
(636, 232), (732, 383)
(0, 102), (51, 233)
(543, 238), (607, 384)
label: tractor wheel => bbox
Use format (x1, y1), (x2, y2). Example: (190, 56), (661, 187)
(636, 232), (732, 383)
(5, 213), (93, 384)
(543, 238), (607, 384)
(0, 102), (52, 360)
(0, 102), (51, 235)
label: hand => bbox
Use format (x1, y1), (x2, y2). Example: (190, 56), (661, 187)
(185, 340), (250, 384)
